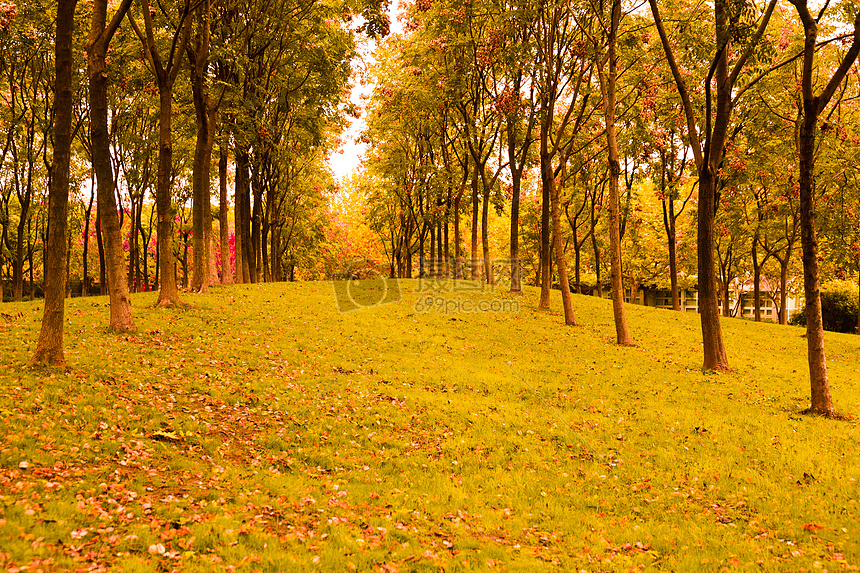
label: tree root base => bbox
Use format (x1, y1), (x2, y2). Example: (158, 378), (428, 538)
(25, 353), (68, 369)
(154, 299), (192, 310)
(800, 408), (852, 421)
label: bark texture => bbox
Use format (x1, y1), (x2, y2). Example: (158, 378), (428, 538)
(87, 0), (136, 331)
(188, 0), (214, 293)
(790, 0), (860, 415)
(28, 0), (79, 366)
(599, 0), (633, 345)
(550, 178), (576, 325)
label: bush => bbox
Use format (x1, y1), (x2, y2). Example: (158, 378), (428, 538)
(789, 280), (859, 333)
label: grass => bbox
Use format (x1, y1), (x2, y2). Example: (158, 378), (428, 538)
(1, 278), (859, 572)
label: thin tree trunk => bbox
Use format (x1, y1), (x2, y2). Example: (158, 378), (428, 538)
(82, 181), (93, 297)
(128, 194), (139, 291)
(232, 151), (242, 283)
(664, 200), (680, 311)
(551, 177), (576, 325)
(481, 185), (491, 284)
(507, 113), (525, 293)
(219, 146), (231, 283)
(251, 173), (261, 282)
(599, 0), (633, 345)
(454, 185), (462, 279)
(539, 153), (552, 309)
(752, 235), (762, 321)
(429, 223), (435, 276)
(95, 206), (105, 294)
(234, 150), (249, 282)
(470, 166), (479, 280)
(12, 207), (25, 302)
(444, 193), (450, 278)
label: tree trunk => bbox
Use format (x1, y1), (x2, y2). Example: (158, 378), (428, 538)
(95, 206), (106, 294)
(454, 185), (462, 279)
(752, 235), (762, 321)
(234, 150), (251, 283)
(599, 0), (634, 345)
(12, 218), (24, 302)
(82, 183), (93, 297)
(774, 234), (795, 324)
(665, 200), (680, 311)
(551, 178), (576, 325)
(481, 185), (491, 284)
(154, 86), (182, 307)
(127, 196), (138, 291)
(591, 219), (601, 298)
(234, 183), (244, 282)
(507, 117), (524, 293)
(590, 189), (602, 298)
(470, 166), (479, 280)
(88, 0), (135, 330)
(697, 170), (728, 369)
(217, 146), (231, 284)
(428, 223), (435, 277)
(30, 229), (37, 301)
(142, 207), (154, 289)
(798, 109), (831, 413)
(251, 173), (262, 282)
(405, 215), (413, 278)
(131, 0), (190, 307)
(28, 0), (79, 366)
(444, 193), (450, 278)
(189, 0), (214, 293)
(539, 152), (552, 309)
(437, 216), (444, 278)
(647, 0), (778, 371)
(790, 0), (860, 414)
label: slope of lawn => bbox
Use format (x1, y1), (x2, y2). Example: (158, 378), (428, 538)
(1, 279), (859, 572)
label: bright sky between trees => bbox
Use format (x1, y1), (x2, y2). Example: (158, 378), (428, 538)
(329, 0), (404, 180)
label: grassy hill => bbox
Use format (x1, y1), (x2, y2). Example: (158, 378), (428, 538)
(1, 280), (859, 572)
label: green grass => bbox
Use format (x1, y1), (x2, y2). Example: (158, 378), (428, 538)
(1, 279), (859, 571)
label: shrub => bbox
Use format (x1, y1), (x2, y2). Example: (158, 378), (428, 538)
(788, 280), (859, 333)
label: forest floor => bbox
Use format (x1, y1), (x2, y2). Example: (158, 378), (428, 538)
(1, 278), (859, 572)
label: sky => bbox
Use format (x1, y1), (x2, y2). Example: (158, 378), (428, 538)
(328, 0), (404, 181)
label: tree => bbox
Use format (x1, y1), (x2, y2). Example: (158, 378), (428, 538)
(594, 0), (632, 343)
(128, 0), (195, 307)
(28, 0), (78, 366)
(788, 0), (860, 416)
(187, 0), (216, 293)
(533, 0), (591, 324)
(648, 0), (777, 371)
(87, 0), (135, 331)
(0, 0), (55, 303)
